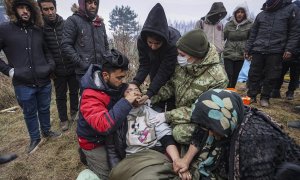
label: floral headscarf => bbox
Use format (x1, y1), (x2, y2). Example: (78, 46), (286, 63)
(190, 89), (244, 178)
(191, 89), (244, 137)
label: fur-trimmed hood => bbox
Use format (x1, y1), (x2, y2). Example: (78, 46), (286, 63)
(4, 0), (43, 27)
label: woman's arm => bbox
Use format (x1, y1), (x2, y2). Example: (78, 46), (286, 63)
(173, 144), (199, 173)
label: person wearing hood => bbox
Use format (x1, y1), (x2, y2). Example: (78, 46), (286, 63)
(173, 89), (300, 179)
(195, 2), (227, 56)
(150, 29), (228, 149)
(61, 0), (109, 82)
(38, 0), (79, 131)
(133, 3), (181, 110)
(245, 0), (300, 107)
(223, 2), (253, 88)
(271, 0), (300, 100)
(76, 49), (140, 179)
(0, 0), (61, 154)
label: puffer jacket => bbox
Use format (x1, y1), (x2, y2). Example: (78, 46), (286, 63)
(0, 0), (54, 87)
(61, 0), (109, 76)
(151, 44), (228, 125)
(43, 15), (75, 76)
(77, 64), (132, 150)
(245, 0), (300, 55)
(223, 2), (253, 61)
(133, 3), (181, 98)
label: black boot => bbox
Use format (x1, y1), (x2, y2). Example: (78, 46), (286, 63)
(0, 153), (18, 165)
(286, 91), (294, 100)
(270, 89), (281, 98)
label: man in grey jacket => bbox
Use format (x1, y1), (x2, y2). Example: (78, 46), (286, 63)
(245, 0), (300, 107)
(62, 0), (109, 82)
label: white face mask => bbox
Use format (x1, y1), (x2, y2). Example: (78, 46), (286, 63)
(177, 55), (193, 67)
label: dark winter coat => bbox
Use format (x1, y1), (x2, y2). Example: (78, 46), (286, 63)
(224, 3), (253, 61)
(61, 0), (109, 76)
(77, 64), (132, 150)
(0, 0), (54, 87)
(294, 0), (300, 57)
(133, 3), (181, 98)
(245, 0), (300, 55)
(43, 15), (75, 76)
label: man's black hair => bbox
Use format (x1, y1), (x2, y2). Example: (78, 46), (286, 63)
(37, 0), (56, 9)
(102, 49), (129, 73)
(144, 31), (164, 42)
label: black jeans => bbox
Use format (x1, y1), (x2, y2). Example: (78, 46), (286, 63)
(247, 54), (282, 100)
(54, 75), (79, 122)
(274, 58), (300, 92)
(224, 59), (244, 88)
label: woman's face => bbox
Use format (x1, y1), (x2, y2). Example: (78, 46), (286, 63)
(235, 9), (246, 23)
(177, 49), (196, 64)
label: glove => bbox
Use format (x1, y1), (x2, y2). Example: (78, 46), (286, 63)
(9, 68), (14, 78)
(149, 113), (166, 125)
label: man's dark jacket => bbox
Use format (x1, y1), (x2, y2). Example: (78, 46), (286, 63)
(133, 3), (181, 98)
(245, 0), (300, 55)
(61, 0), (109, 76)
(43, 14), (75, 76)
(0, 23), (54, 87)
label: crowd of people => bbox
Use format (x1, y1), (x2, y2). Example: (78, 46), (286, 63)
(0, 0), (300, 179)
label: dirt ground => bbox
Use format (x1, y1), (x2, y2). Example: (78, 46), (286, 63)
(0, 82), (300, 180)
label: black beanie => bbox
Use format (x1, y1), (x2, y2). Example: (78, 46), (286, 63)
(176, 29), (209, 59)
(13, 0), (34, 11)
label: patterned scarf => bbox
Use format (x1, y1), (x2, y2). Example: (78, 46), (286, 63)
(190, 89), (244, 178)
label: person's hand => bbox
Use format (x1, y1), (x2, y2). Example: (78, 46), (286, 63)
(8, 68), (14, 78)
(283, 51), (292, 60)
(244, 52), (252, 61)
(125, 91), (141, 104)
(148, 112), (166, 125)
(173, 158), (189, 173)
(179, 171), (192, 180)
(50, 72), (56, 79)
(137, 95), (149, 105)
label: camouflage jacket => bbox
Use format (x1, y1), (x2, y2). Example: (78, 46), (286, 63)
(151, 45), (228, 125)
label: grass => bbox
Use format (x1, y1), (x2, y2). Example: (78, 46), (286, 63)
(0, 82), (300, 180)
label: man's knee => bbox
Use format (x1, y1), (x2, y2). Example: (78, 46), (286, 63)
(82, 147), (109, 180)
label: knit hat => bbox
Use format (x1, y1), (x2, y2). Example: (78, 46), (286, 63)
(176, 29), (209, 59)
(13, 0), (34, 11)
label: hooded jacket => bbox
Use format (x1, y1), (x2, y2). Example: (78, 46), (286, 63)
(133, 3), (181, 98)
(61, 1), (109, 76)
(43, 14), (75, 76)
(223, 2), (253, 61)
(195, 2), (227, 54)
(0, 0), (54, 87)
(151, 44), (228, 127)
(77, 64), (132, 150)
(245, 0), (300, 55)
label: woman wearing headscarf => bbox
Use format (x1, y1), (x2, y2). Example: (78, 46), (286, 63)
(223, 2), (253, 88)
(173, 89), (300, 180)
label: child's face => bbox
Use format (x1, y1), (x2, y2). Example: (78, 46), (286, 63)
(124, 84), (141, 96)
(124, 84), (142, 107)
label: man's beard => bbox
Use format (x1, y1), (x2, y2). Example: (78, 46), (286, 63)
(107, 81), (120, 90)
(16, 13), (33, 26)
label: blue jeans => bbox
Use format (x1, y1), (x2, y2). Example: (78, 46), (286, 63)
(14, 83), (52, 141)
